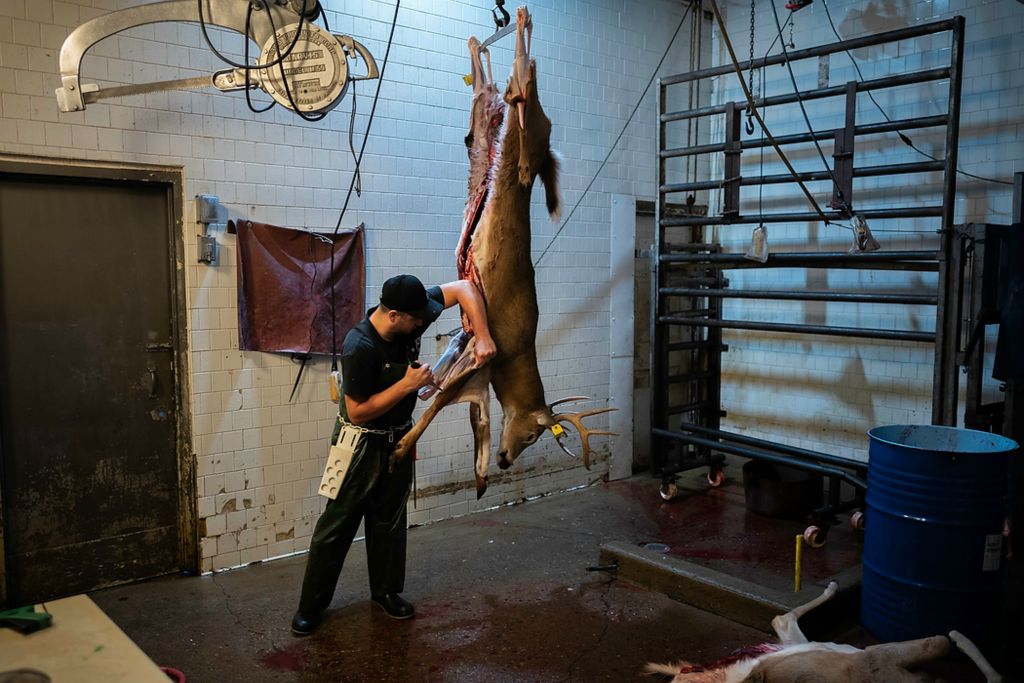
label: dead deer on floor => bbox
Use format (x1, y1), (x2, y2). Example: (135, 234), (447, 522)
(645, 581), (1002, 683)
(390, 6), (614, 498)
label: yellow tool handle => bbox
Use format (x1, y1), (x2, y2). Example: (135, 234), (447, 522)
(329, 370), (341, 404)
(794, 534), (803, 593)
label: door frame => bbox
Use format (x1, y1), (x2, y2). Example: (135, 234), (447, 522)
(0, 155), (197, 603)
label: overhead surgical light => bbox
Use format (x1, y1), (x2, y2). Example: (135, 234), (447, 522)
(54, 0), (378, 117)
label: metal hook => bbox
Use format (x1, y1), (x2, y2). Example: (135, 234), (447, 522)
(492, 0), (510, 30)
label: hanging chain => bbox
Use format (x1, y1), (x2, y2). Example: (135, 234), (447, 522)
(745, 0), (757, 134)
(747, 0), (756, 89)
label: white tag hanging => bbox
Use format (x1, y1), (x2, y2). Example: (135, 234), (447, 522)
(744, 224), (769, 263)
(318, 424), (362, 499)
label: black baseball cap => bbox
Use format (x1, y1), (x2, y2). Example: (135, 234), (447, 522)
(380, 274), (443, 320)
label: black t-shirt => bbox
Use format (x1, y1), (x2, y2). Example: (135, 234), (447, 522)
(340, 286), (445, 428)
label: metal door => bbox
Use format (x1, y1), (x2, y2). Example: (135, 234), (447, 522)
(0, 170), (188, 604)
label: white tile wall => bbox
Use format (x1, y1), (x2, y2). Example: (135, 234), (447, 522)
(703, 0), (1022, 462)
(1, 0), (695, 570)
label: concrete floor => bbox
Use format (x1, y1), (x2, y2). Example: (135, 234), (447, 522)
(88, 470), (996, 682)
(94, 473), (773, 682)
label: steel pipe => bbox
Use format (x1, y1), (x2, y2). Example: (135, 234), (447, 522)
(667, 401), (717, 416)
(660, 19), (956, 86)
(661, 206), (943, 227)
(662, 161), (945, 194)
(659, 316), (936, 342)
(677, 422), (869, 474)
(652, 427), (868, 490)
(662, 68), (949, 124)
(660, 287), (937, 305)
(660, 250), (938, 264)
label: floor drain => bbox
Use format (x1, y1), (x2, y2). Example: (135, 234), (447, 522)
(641, 542), (670, 553)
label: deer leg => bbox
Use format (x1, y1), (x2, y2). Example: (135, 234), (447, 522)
(771, 581), (839, 645)
(949, 631), (1002, 682)
(464, 379), (492, 498)
(509, 6), (531, 130)
(503, 6), (533, 185)
(391, 364), (480, 469)
(864, 636), (951, 672)
(468, 37), (488, 94)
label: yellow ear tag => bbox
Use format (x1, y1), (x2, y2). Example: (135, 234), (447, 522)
(550, 424), (564, 437)
(462, 73), (474, 86)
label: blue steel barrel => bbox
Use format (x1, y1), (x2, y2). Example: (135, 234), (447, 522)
(862, 425), (1016, 643)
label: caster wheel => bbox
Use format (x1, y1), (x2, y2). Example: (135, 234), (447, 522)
(707, 469), (725, 487)
(659, 482), (678, 501)
(803, 525), (826, 548)
(850, 511), (865, 531)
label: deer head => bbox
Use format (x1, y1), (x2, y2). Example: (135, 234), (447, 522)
(495, 396), (616, 472)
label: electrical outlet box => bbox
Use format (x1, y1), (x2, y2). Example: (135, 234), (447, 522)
(195, 194), (220, 224)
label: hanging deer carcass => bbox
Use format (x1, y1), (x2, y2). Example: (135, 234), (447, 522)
(391, 6), (613, 498)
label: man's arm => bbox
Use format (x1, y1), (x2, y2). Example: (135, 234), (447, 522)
(345, 363), (434, 424)
(439, 280), (497, 366)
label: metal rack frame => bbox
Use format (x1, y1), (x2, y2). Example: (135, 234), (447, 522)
(650, 18), (966, 539)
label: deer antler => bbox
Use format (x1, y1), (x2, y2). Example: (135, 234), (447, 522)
(548, 397), (617, 469)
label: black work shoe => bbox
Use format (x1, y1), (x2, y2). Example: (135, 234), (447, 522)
(371, 593), (415, 620)
(290, 610), (321, 636)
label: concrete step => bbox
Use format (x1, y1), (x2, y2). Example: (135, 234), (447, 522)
(599, 540), (862, 636)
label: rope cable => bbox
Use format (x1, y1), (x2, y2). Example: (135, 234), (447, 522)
(768, 0), (848, 211)
(705, 0), (830, 224)
(819, 0), (1011, 186)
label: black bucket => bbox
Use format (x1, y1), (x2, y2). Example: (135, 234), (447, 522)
(743, 460), (823, 519)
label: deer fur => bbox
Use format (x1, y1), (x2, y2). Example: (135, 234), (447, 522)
(645, 582), (1002, 683)
(391, 6), (611, 498)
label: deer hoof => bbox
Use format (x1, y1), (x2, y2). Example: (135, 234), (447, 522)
(475, 474), (489, 499)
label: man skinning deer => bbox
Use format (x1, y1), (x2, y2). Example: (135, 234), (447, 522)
(390, 5), (613, 497)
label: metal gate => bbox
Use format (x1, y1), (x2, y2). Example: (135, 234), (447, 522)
(650, 18), (967, 540)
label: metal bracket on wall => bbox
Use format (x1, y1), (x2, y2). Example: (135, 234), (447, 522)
(195, 194), (221, 266)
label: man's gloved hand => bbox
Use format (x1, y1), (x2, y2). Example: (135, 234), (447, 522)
(405, 362), (435, 392)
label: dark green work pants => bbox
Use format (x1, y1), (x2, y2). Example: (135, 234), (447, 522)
(297, 422), (413, 615)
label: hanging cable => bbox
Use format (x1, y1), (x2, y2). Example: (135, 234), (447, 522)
(819, 0), (1012, 186)
(768, 0), (849, 213)
(332, 0), (401, 233)
(534, 1), (694, 267)
(691, 0), (704, 187)
(242, 5), (275, 113)
(326, 1), (400, 367)
(348, 82), (361, 197)
(705, 0), (830, 224)
(197, 0), (308, 71)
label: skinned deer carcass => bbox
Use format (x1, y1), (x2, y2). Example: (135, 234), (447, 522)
(645, 582), (1002, 683)
(391, 6), (613, 498)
